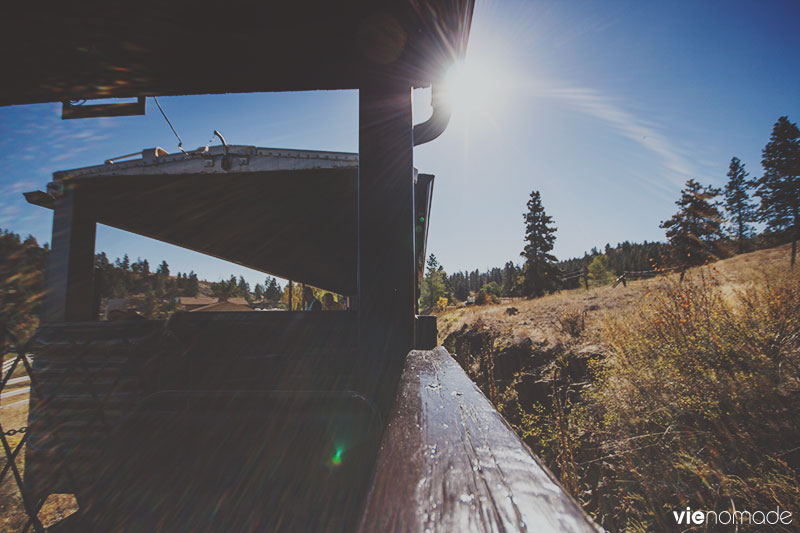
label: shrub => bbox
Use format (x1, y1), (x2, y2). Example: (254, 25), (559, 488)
(475, 287), (499, 305)
(577, 268), (800, 529)
(588, 255), (615, 286)
(557, 306), (586, 337)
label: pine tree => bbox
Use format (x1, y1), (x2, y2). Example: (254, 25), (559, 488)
(502, 261), (519, 297)
(237, 275), (250, 301)
(753, 116), (800, 266)
(186, 271), (199, 296)
(253, 283), (265, 301)
(723, 157), (755, 254)
(520, 190), (559, 298)
(660, 179), (725, 266)
(156, 260), (169, 277)
(419, 254), (447, 311)
(264, 276), (282, 301)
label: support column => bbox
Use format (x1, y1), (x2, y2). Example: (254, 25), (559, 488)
(43, 187), (96, 322)
(358, 82), (416, 411)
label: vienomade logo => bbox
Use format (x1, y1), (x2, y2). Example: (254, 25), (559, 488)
(673, 506), (793, 527)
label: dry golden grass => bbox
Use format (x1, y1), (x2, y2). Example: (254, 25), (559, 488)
(438, 243), (794, 349)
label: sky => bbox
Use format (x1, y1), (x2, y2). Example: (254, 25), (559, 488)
(1, 0), (799, 289)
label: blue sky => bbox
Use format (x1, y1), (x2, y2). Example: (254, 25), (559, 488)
(1, 0), (798, 288)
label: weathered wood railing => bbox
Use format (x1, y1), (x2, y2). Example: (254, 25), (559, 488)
(359, 347), (599, 532)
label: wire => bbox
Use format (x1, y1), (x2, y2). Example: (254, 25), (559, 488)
(152, 96), (188, 155)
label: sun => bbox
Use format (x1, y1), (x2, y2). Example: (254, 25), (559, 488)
(441, 54), (510, 120)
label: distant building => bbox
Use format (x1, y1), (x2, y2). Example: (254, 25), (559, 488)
(177, 296), (217, 311)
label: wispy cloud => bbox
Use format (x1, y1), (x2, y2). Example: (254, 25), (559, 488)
(532, 83), (694, 192)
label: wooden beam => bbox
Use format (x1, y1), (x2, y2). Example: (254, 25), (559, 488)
(358, 83), (416, 412)
(358, 348), (600, 532)
(43, 188), (96, 322)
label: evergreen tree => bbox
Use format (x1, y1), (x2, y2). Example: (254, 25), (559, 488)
(156, 260), (169, 277)
(723, 156), (755, 254)
(419, 254), (448, 311)
(186, 271), (199, 296)
(211, 277), (236, 301)
(253, 283), (265, 301)
(502, 261), (519, 297)
(142, 287), (159, 319)
(237, 275), (250, 302)
(520, 190), (559, 298)
(660, 179), (725, 266)
(753, 116), (800, 266)
(264, 276), (282, 301)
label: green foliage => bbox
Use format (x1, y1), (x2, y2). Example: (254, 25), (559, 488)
(518, 402), (559, 459)
(420, 254), (448, 312)
(660, 179), (725, 266)
(0, 228), (48, 342)
(253, 283), (265, 301)
(754, 116), (800, 265)
(264, 276), (282, 302)
(587, 255), (614, 286)
(724, 156), (756, 253)
(279, 283), (324, 310)
(210, 275), (240, 301)
(446, 262), (522, 302)
(521, 190), (560, 297)
(559, 241), (670, 289)
(475, 285), (499, 305)
(156, 260), (169, 277)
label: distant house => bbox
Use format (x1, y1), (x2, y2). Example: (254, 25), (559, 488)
(177, 296), (217, 311)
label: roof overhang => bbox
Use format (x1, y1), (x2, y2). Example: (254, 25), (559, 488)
(1, 0), (474, 107)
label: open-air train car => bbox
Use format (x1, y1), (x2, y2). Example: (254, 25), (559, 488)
(1, 0), (598, 530)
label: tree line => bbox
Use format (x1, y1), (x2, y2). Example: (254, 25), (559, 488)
(1, 229), (292, 338)
(419, 115), (799, 310)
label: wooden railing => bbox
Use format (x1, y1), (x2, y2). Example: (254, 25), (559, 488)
(359, 347), (600, 532)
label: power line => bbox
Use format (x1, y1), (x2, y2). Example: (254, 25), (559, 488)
(152, 96), (187, 154)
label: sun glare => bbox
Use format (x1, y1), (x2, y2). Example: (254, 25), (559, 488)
(442, 55), (510, 120)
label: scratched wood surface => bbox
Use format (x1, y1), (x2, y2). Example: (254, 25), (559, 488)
(359, 347), (600, 532)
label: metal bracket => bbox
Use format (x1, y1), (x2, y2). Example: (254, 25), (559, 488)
(62, 97), (146, 120)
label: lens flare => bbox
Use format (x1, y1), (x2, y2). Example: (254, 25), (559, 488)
(331, 447), (344, 466)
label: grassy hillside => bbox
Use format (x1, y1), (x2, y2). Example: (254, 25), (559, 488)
(438, 244), (800, 531)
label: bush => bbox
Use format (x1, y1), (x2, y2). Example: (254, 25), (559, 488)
(557, 306), (586, 337)
(587, 255), (614, 286)
(475, 286), (499, 305)
(575, 268), (800, 529)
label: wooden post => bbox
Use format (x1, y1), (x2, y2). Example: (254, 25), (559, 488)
(358, 82), (416, 411)
(43, 187), (96, 322)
